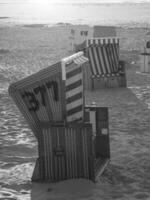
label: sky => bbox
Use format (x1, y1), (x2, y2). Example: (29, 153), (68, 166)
(1, 0), (150, 3)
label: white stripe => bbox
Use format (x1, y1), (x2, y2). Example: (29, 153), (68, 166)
(95, 39), (99, 44)
(105, 38), (108, 44)
(66, 99), (83, 110)
(62, 51), (83, 64)
(66, 73), (82, 86)
(61, 60), (66, 80)
(67, 111), (83, 122)
(74, 56), (88, 65)
(66, 85), (83, 98)
(86, 37), (119, 46)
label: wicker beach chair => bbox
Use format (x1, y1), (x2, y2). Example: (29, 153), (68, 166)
(9, 52), (110, 182)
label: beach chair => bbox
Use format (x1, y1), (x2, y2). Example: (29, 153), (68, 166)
(140, 41), (150, 73)
(9, 52), (110, 182)
(69, 26), (126, 89)
(83, 37), (127, 90)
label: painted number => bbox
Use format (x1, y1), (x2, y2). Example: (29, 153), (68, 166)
(22, 80), (59, 112)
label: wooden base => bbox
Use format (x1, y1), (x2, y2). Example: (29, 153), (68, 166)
(31, 121), (110, 182)
(91, 74), (127, 90)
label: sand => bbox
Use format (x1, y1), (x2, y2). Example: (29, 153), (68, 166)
(0, 25), (150, 200)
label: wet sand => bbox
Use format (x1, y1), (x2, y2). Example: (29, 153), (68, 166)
(0, 25), (150, 199)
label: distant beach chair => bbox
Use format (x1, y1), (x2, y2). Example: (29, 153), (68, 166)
(9, 52), (110, 182)
(69, 25), (126, 89)
(83, 37), (127, 90)
(140, 41), (150, 73)
(73, 27), (126, 90)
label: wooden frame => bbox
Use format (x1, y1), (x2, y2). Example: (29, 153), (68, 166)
(32, 107), (110, 182)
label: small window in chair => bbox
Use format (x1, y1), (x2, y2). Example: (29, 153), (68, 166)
(80, 31), (83, 36)
(146, 41), (150, 48)
(101, 128), (108, 135)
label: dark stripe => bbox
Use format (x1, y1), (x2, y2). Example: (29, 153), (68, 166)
(96, 46), (104, 75)
(110, 43), (117, 71)
(76, 128), (84, 177)
(88, 47), (95, 75)
(109, 44), (117, 72)
(103, 45), (111, 73)
(108, 44), (115, 71)
(91, 46), (99, 75)
(108, 44), (116, 72)
(101, 46), (109, 74)
(66, 79), (82, 91)
(105, 45), (113, 73)
(66, 92), (82, 104)
(106, 44), (115, 73)
(67, 105), (83, 116)
(112, 43), (119, 71)
(66, 67), (82, 79)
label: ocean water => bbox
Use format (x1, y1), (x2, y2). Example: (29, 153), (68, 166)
(0, 2), (150, 26)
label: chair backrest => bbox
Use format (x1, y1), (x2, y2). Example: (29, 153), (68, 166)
(85, 37), (120, 77)
(9, 52), (89, 137)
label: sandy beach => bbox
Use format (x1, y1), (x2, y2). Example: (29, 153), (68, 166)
(0, 24), (150, 200)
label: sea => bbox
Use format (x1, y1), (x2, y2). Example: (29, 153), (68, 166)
(0, 2), (150, 27)
(0, 2), (150, 200)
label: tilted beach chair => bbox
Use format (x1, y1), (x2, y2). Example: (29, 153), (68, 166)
(9, 52), (110, 182)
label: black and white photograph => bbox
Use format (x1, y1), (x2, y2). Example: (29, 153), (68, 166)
(0, 0), (150, 199)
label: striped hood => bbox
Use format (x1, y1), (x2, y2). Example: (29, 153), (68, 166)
(85, 37), (120, 77)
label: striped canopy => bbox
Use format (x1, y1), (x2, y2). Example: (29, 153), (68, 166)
(86, 37), (120, 77)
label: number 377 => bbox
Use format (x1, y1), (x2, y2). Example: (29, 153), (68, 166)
(21, 80), (59, 112)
